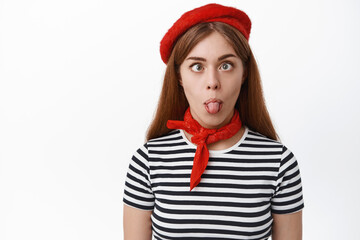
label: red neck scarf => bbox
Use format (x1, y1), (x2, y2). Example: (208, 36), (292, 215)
(167, 108), (242, 191)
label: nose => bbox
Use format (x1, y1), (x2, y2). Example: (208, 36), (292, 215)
(206, 68), (220, 90)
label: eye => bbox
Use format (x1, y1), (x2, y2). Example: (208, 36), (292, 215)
(220, 62), (233, 71)
(190, 63), (204, 72)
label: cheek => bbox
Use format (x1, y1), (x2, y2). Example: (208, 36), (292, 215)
(224, 78), (243, 99)
(181, 75), (201, 99)
(182, 82), (198, 101)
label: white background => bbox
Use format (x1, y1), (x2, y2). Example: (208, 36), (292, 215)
(1, 0), (359, 239)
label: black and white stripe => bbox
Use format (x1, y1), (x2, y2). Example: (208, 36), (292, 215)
(123, 127), (304, 240)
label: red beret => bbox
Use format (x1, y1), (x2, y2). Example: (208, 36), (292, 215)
(160, 3), (252, 64)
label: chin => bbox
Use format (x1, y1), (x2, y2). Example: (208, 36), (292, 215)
(201, 112), (230, 129)
(190, 105), (233, 129)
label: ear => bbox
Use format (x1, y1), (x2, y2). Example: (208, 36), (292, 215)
(177, 71), (183, 86)
(241, 68), (248, 84)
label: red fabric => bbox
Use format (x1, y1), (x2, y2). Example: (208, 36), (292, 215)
(167, 108), (242, 191)
(160, 3), (252, 64)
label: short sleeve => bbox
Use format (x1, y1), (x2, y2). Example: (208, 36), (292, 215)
(271, 146), (305, 214)
(123, 144), (155, 211)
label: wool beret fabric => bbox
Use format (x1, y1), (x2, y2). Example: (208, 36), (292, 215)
(160, 3), (252, 64)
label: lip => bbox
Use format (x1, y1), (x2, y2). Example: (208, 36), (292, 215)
(204, 98), (223, 105)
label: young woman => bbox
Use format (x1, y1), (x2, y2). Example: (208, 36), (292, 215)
(123, 3), (304, 240)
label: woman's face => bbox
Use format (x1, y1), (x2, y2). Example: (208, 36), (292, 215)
(179, 31), (245, 129)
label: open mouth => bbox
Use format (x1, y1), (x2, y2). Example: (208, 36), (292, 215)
(204, 98), (223, 114)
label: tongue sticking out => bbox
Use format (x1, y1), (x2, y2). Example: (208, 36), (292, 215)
(206, 102), (220, 114)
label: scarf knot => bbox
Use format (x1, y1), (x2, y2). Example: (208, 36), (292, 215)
(167, 108), (242, 191)
(191, 129), (215, 144)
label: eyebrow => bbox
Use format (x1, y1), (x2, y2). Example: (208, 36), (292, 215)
(218, 54), (237, 61)
(185, 54), (237, 62)
(186, 56), (206, 61)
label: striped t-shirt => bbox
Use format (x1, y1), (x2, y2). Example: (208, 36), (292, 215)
(123, 127), (304, 240)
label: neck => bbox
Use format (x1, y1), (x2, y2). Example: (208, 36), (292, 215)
(190, 108), (235, 129)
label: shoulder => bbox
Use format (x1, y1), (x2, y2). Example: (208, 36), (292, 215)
(245, 128), (302, 181)
(244, 127), (296, 160)
(147, 130), (182, 143)
(131, 130), (182, 156)
(146, 129), (185, 148)
(245, 127), (283, 147)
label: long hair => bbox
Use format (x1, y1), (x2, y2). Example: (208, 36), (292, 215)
(146, 22), (278, 141)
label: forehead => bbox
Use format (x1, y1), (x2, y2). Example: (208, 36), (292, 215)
(186, 31), (237, 58)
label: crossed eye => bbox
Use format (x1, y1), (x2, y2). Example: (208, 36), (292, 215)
(191, 64), (204, 72)
(190, 62), (233, 72)
(220, 62), (233, 71)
